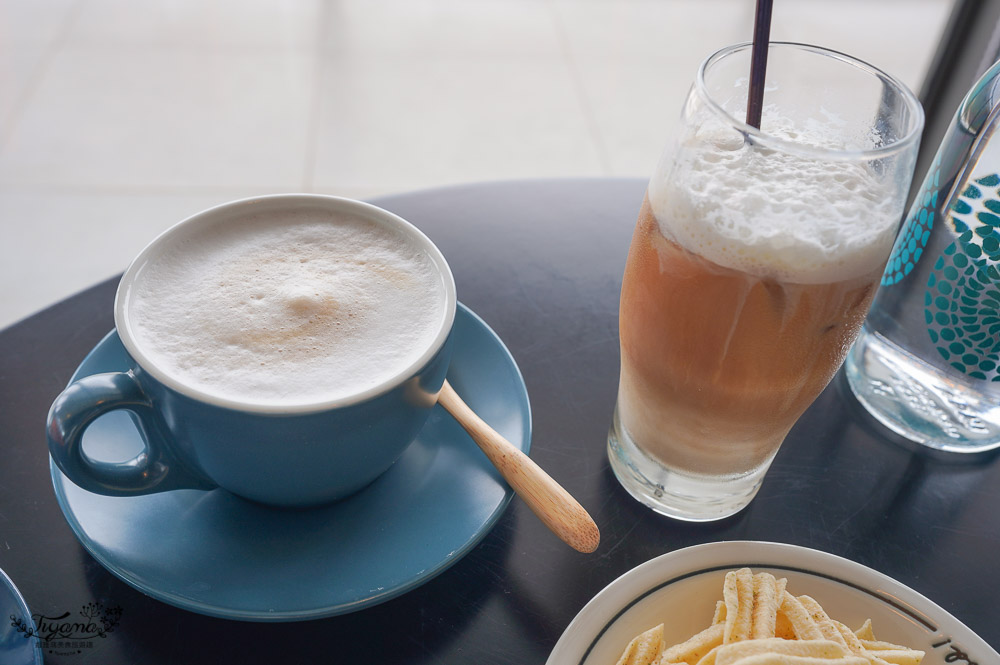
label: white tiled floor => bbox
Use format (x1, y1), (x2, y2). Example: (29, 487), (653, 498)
(0, 0), (951, 328)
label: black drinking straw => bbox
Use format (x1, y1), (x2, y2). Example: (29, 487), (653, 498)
(746, 0), (774, 130)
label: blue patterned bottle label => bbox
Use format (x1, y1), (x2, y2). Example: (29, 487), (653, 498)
(924, 173), (1000, 380)
(883, 152), (941, 286)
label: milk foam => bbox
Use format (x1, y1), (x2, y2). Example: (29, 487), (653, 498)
(648, 114), (902, 284)
(125, 208), (446, 406)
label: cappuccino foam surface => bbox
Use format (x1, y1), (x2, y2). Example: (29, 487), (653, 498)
(125, 208), (447, 406)
(648, 114), (902, 284)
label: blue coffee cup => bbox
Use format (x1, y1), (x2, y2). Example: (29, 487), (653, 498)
(47, 194), (457, 507)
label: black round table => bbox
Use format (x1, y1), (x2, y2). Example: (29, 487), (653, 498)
(1, 179), (997, 664)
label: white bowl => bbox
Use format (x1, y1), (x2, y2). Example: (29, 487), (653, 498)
(547, 541), (998, 665)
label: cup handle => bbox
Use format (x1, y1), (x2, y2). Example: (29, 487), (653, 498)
(47, 371), (216, 496)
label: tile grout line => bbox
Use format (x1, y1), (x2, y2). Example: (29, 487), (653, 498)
(0, 0), (87, 156)
(0, 178), (419, 195)
(544, 0), (614, 177)
(300, 2), (332, 193)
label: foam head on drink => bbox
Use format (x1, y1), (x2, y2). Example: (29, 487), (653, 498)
(618, 115), (902, 476)
(123, 207), (447, 408)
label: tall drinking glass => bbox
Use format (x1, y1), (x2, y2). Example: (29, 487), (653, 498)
(608, 43), (924, 521)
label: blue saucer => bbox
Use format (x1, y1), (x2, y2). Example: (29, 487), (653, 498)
(50, 303), (531, 621)
(1, 567), (42, 664)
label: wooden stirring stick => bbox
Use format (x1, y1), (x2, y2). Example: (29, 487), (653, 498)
(437, 380), (600, 553)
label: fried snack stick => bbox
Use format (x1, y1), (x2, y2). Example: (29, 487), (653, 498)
(840, 620), (913, 665)
(832, 621), (888, 662)
(797, 596), (851, 647)
(693, 644), (722, 665)
(775, 612), (796, 640)
(714, 638), (851, 665)
(854, 620), (875, 641)
(778, 592), (825, 640)
(655, 623), (725, 665)
(714, 601), (727, 625)
(615, 570), (923, 665)
(796, 601), (922, 665)
(616, 624), (664, 665)
(716, 572), (788, 640)
(724, 569), (755, 642)
(713, 586), (792, 639)
(721, 654), (870, 665)
(693, 577), (787, 665)
(752, 574), (787, 639)
(797, 598), (919, 665)
(857, 638), (924, 665)
(827, 621), (894, 665)
(851, 616), (923, 665)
